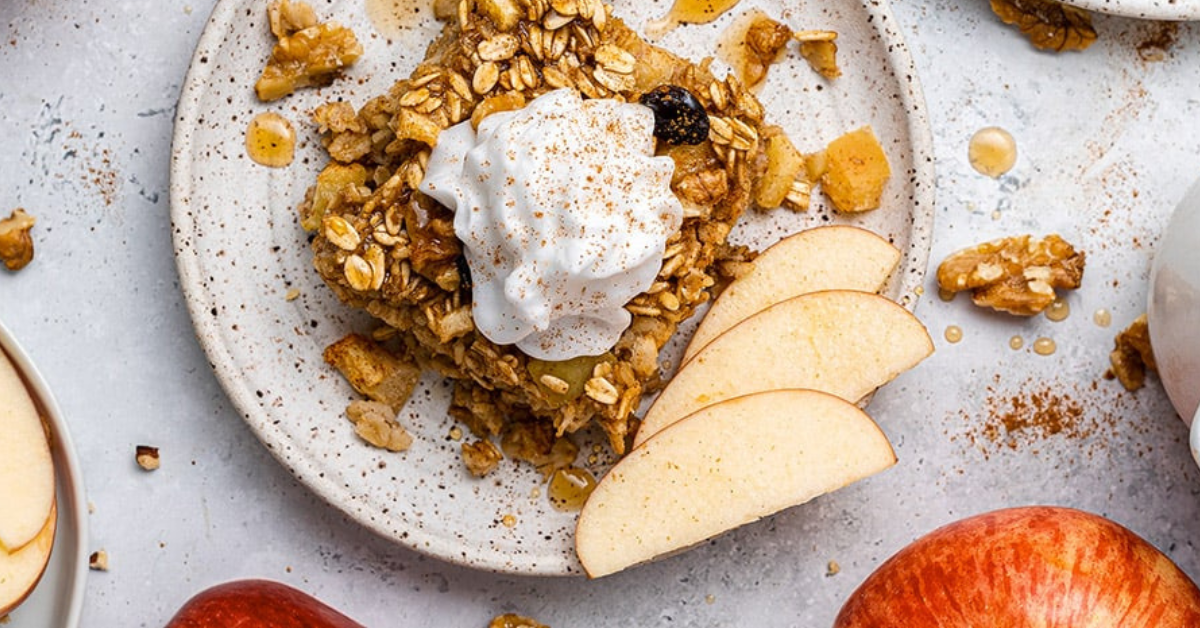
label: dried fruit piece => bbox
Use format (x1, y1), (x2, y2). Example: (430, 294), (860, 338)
(821, 126), (891, 213)
(255, 9), (363, 102)
(937, 234), (1086, 316)
(1107, 314), (1156, 391)
(991, 0), (1097, 52)
(639, 85), (710, 146)
(0, 208), (36, 271)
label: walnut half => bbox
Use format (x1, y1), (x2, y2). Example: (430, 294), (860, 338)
(937, 234), (1085, 316)
(0, 208), (36, 271)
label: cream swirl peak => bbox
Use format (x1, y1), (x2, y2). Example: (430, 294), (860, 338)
(420, 89), (683, 360)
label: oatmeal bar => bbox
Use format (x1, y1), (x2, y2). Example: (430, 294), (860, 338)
(300, 0), (768, 455)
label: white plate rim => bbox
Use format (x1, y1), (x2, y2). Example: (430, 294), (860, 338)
(169, 0), (935, 575)
(0, 319), (89, 627)
(1059, 0), (1200, 20)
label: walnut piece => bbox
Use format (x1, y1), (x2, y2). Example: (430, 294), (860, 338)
(323, 334), (422, 411)
(346, 400), (413, 452)
(268, 0), (318, 38)
(1108, 313), (1156, 391)
(0, 209), (36, 271)
(489, 614), (549, 628)
(461, 440), (503, 477)
(991, 0), (1097, 52)
(135, 445), (160, 471)
(740, 14), (793, 87)
(937, 234), (1085, 316)
(255, 0), (363, 102)
(795, 30), (841, 79)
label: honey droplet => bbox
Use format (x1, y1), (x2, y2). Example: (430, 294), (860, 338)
(668, 0), (742, 23)
(1009, 335), (1024, 350)
(547, 466), (597, 512)
(501, 514), (517, 528)
(1045, 298), (1071, 322)
(1093, 308), (1112, 328)
(245, 112), (296, 168)
(650, 0), (742, 37)
(944, 325), (963, 343)
(449, 426), (463, 441)
(938, 287), (957, 302)
(1033, 337), (1057, 356)
(968, 126), (1017, 178)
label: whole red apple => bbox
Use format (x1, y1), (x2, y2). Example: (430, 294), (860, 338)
(835, 506), (1200, 627)
(165, 579), (366, 628)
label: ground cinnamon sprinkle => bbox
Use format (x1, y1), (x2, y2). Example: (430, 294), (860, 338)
(951, 374), (1154, 460)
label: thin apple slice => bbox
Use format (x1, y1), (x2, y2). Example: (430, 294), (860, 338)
(0, 500), (56, 616)
(0, 350), (55, 553)
(576, 389), (896, 578)
(635, 290), (932, 448)
(684, 226), (900, 362)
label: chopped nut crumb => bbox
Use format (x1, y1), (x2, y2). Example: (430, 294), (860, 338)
(795, 31), (841, 79)
(346, 400), (413, 451)
(1107, 313), (1156, 391)
(256, 0), (363, 101)
(461, 439), (503, 477)
(89, 549), (110, 571)
(937, 234), (1085, 316)
(489, 613), (549, 628)
(826, 559), (841, 576)
(135, 445), (161, 471)
(0, 209), (36, 271)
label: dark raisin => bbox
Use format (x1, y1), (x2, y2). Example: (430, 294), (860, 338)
(456, 254), (473, 292)
(639, 85), (710, 146)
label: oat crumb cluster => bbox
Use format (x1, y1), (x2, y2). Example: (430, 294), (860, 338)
(281, 0), (887, 472)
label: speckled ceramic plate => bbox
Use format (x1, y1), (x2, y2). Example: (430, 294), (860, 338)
(0, 320), (89, 628)
(170, 0), (933, 575)
(1059, 0), (1200, 20)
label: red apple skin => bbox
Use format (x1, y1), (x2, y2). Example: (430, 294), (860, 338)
(165, 579), (366, 628)
(835, 506), (1200, 628)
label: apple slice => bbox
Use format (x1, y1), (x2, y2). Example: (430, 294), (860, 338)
(683, 226), (901, 362)
(635, 290), (932, 448)
(0, 350), (55, 553)
(576, 389), (897, 578)
(0, 500), (56, 616)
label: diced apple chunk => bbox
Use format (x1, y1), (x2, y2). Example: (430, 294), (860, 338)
(821, 126), (891, 213)
(754, 130), (807, 209)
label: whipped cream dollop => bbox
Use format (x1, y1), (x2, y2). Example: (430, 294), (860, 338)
(420, 89), (683, 361)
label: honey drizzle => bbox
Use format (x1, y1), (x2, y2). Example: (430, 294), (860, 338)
(245, 112), (296, 168)
(547, 466), (597, 512)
